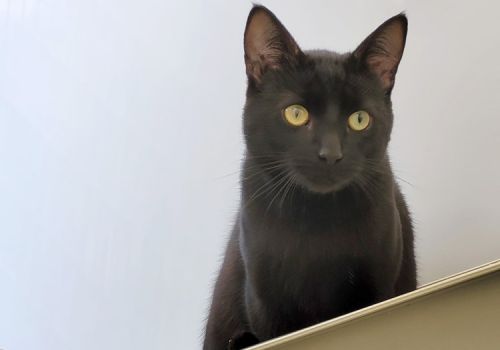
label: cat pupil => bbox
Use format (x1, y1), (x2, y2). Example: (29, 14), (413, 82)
(358, 113), (363, 123)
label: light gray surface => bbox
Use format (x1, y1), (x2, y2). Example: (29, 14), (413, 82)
(249, 260), (500, 349)
(0, 1), (499, 349)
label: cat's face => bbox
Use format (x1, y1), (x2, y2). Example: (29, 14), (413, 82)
(243, 6), (407, 193)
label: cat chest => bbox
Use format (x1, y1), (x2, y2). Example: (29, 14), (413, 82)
(247, 247), (379, 321)
(241, 213), (402, 297)
(242, 212), (395, 267)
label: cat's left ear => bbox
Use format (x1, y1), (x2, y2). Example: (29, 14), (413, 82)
(353, 14), (407, 93)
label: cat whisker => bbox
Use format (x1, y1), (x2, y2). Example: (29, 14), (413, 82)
(265, 171), (293, 214)
(354, 172), (394, 206)
(395, 175), (415, 188)
(243, 167), (291, 209)
(214, 159), (289, 181)
(242, 163), (290, 182)
(278, 172), (297, 211)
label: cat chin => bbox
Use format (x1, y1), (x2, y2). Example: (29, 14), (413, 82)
(294, 175), (352, 194)
(304, 183), (349, 194)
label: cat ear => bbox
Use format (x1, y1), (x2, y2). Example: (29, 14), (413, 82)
(244, 6), (303, 83)
(354, 14), (407, 93)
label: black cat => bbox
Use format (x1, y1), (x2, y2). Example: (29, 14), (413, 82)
(204, 5), (417, 349)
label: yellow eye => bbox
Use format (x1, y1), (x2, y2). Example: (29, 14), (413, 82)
(283, 104), (309, 126)
(348, 110), (371, 131)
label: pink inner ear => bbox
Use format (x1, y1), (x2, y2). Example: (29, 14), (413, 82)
(244, 12), (283, 77)
(244, 8), (301, 82)
(366, 55), (399, 90)
(360, 18), (406, 91)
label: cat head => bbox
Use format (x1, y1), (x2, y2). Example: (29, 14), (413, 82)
(243, 5), (407, 193)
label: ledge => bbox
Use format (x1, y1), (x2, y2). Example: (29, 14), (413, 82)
(248, 259), (500, 350)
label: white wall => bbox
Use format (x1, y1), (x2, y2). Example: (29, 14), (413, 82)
(0, 0), (499, 349)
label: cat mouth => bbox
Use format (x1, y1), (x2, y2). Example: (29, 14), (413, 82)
(290, 164), (353, 194)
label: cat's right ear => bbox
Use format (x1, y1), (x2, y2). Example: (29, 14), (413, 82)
(244, 6), (303, 83)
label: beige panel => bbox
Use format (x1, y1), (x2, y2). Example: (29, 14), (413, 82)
(248, 260), (500, 350)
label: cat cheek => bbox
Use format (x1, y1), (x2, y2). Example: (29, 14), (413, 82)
(306, 118), (314, 131)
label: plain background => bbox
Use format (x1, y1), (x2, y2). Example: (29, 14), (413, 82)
(0, 0), (499, 349)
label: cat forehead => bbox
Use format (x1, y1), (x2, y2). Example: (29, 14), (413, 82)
(304, 50), (350, 80)
(262, 50), (373, 102)
(284, 50), (367, 102)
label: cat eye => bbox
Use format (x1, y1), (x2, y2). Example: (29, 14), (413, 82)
(283, 104), (309, 127)
(348, 111), (371, 131)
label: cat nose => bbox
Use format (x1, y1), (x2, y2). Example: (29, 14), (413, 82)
(318, 147), (343, 163)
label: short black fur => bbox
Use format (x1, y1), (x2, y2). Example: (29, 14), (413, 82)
(204, 6), (416, 349)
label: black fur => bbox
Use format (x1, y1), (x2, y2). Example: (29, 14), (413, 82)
(204, 6), (416, 349)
